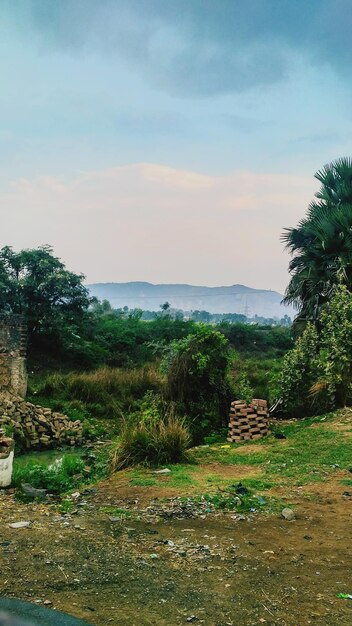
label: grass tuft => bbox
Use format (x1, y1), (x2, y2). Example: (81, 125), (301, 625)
(111, 415), (191, 470)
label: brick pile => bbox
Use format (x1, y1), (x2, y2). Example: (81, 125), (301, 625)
(0, 392), (83, 450)
(227, 398), (271, 443)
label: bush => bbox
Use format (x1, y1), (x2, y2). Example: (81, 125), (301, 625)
(111, 413), (191, 470)
(163, 324), (232, 442)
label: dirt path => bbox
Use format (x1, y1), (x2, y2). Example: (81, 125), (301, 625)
(0, 475), (351, 626)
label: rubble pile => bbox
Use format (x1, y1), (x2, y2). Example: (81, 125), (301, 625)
(0, 393), (83, 449)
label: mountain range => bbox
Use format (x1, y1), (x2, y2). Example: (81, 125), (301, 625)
(87, 282), (294, 319)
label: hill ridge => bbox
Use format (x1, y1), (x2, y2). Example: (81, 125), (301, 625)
(87, 282), (293, 318)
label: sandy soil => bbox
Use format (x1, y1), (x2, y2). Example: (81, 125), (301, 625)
(0, 473), (351, 626)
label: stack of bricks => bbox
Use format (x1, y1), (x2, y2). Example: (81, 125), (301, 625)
(227, 398), (271, 443)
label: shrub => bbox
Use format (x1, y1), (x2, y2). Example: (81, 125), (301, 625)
(163, 324), (232, 441)
(111, 413), (191, 470)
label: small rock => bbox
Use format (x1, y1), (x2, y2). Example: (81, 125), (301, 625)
(281, 508), (295, 521)
(21, 483), (47, 499)
(9, 521), (31, 529)
(154, 468), (171, 474)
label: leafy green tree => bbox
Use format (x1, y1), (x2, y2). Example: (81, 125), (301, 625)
(316, 284), (352, 408)
(0, 246), (93, 345)
(278, 323), (319, 417)
(283, 157), (352, 322)
(279, 285), (352, 415)
(163, 324), (232, 441)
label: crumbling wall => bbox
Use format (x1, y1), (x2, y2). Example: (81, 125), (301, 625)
(0, 316), (84, 450)
(0, 315), (27, 397)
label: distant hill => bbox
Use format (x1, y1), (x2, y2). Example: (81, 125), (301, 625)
(87, 282), (294, 319)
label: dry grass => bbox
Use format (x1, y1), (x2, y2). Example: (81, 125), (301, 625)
(37, 366), (164, 419)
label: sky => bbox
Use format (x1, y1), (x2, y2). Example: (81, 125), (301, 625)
(1, 0), (351, 293)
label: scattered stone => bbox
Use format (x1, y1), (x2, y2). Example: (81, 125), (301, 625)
(21, 483), (47, 499)
(281, 508), (295, 521)
(154, 468), (171, 474)
(9, 521), (31, 529)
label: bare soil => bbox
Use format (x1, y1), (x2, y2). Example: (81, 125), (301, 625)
(0, 471), (351, 626)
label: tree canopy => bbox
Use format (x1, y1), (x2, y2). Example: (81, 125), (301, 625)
(282, 157), (352, 322)
(0, 245), (93, 342)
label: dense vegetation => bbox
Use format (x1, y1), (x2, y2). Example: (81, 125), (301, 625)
(279, 158), (352, 416)
(4, 156), (352, 469)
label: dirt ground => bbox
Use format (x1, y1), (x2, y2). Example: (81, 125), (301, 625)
(0, 471), (351, 626)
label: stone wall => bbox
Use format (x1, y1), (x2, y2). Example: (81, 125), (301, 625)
(0, 315), (28, 397)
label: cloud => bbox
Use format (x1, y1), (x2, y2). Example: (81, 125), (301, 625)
(1, 163), (316, 290)
(2, 0), (352, 97)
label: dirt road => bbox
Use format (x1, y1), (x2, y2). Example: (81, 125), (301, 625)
(0, 475), (351, 626)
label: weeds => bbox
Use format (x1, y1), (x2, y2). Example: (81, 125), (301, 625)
(111, 414), (191, 470)
(12, 455), (86, 497)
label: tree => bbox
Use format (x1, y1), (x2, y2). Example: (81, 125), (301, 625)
(163, 324), (232, 441)
(278, 284), (352, 415)
(0, 246), (93, 344)
(316, 283), (352, 408)
(278, 322), (319, 417)
(282, 157), (352, 322)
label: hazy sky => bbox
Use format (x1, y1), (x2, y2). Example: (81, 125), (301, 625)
(1, 0), (351, 292)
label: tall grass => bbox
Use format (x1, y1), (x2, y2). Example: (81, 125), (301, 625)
(111, 414), (191, 470)
(35, 366), (164, 420)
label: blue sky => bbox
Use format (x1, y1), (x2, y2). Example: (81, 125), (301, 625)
(1, 1), (351, 291)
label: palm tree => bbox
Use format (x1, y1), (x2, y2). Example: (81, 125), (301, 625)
(282, 157), (352, 321)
